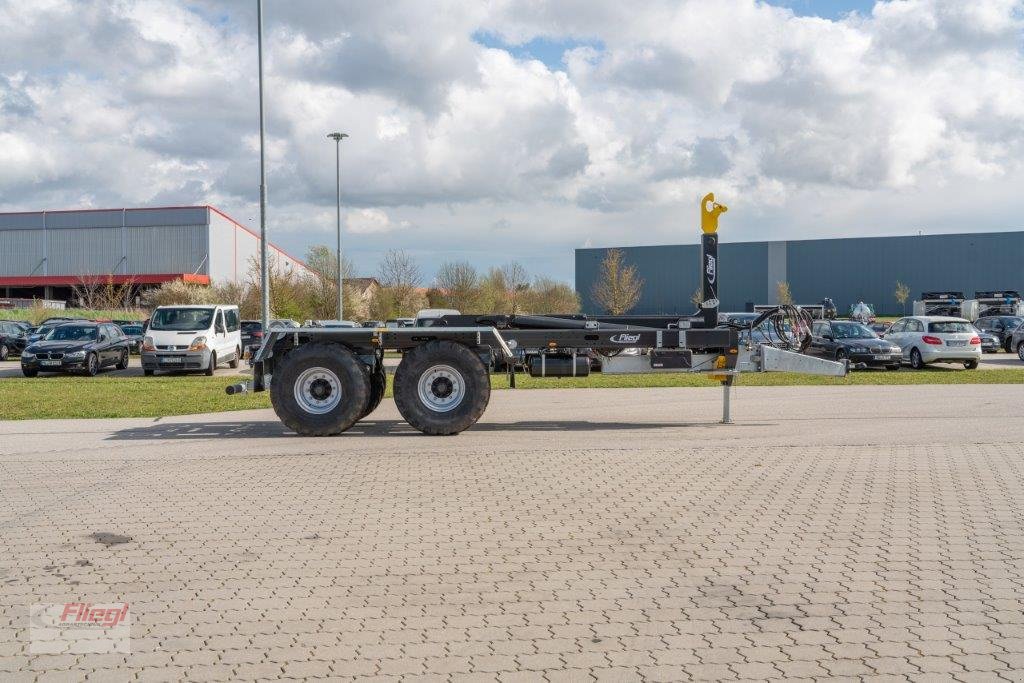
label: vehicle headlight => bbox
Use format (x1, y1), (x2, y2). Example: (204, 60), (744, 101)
(142, 336), (156, 351)
(188, 335), (208, 351)
(21, 351), (35, 360)
(65, 350), (86, 359)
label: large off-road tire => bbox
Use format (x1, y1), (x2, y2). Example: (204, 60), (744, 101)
(360, 365), (387, 419)
(393, 340), (490, 435)
(271, 342), (370, 436)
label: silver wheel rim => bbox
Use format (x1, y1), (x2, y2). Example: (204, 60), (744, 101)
(294, 366), (342, 414)
(89, 355), (97, 373)
(417, 364), (465, 413)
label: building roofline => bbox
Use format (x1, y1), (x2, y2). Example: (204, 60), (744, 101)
(0, 204), (311, 271)
(574, 227), (1024, 252)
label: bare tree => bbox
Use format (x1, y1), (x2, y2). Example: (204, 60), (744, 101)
(434, 261), (480, 312)
(305, 245), (358, 319)
(776, 280), (793, 305)
(690, 286), (702, 308)
(894, 280), (910, 315)
(500, 261), (529, 315)
(375, 249), (423, 316)
(591, 249), (643, 314)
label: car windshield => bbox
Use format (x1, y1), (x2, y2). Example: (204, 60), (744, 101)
(150, 307), (214, 331)
(928, 321), (973, 333)
(830, 322), (877, 339)
(1001, 317), (1022, 328)
(46, 325), (98, 341)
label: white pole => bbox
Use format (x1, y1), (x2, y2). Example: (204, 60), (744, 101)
(327, 132), (348, 320)
(257, 0), (270, 328)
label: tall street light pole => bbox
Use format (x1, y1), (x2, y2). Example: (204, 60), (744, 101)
(256, 0), (270, 328)
(327, 132), (348, 320)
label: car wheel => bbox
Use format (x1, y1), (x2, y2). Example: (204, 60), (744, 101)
(964, 360), (979, 370)
(85, 352), (100, 376)
(1004, 338), (1013, 353)
(229, 346), (240, 369)
(1018, 342), (1024, 362)
(834, 348), (847, 362)
(205, 352), (217, 376)
(116, 349), (129, 370)
(144, 369), (154, 376)
(887, 364), (900, 371)
(910, 348), (924, 370)
(0, 344), (8, 361)
(22, 367), (38, 378)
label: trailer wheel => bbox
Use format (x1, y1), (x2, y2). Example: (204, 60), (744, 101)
(271, 342), (370, 436)
(360, 365), (387, 419)
(394, 340), (490, 435)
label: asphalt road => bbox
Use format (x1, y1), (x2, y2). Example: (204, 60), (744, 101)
(2, 384), (1024, 680)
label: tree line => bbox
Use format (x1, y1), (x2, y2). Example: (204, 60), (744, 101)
(143, 246), (584, 321)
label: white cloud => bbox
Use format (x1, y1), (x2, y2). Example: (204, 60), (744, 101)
(346, 208), (397, 234)
(1, 0), (1023, 281)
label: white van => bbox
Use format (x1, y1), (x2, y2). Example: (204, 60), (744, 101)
(141, 304), (242, 376)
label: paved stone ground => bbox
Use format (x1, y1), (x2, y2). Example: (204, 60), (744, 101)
(0, 358), (249, 379)
(2, 384), (1024, 682)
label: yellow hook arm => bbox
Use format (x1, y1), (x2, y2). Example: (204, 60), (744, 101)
(701, 192), (728, 234)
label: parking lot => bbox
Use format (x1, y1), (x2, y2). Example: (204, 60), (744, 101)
(3, 384), (1024, 681)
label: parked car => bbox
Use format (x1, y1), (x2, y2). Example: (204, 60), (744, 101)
(141, 304), (242, 376)
(883, 316), (982, 369)
(240, 320), (264, 354)
(270, 319), (300, 328)
(118, 323), (145, 353)
(973, 315), (1022, 352)
(0, 320), (29, 360)
(972, 325), (1000, 353)
(38, 316), (76, 326)
(1009, 325), (1024, 361)
(361, 320), (385, 328)
(807, 319), (903, 370)
(305, 319), (359, 328)
(26, 322), (67, 344)
(20, 322), (131, 377)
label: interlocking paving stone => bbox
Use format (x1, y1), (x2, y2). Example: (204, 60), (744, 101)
(2, 384), (1024, 681)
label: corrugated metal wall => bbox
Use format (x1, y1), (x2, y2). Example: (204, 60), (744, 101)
(577, 231), (1024, 315)
(0, 208), (209, 277)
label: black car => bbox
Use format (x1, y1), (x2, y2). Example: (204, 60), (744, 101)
(118, 323), (145, 353)
(240, 320), (264, 354)
(0, 320), (29, 360)
(972, 325), (1000, 353)
(807, 319), (903, 370)
(973, 315), (1022, 352)
(21, 322), (132, 377)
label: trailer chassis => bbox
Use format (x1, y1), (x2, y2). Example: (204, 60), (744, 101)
(230, 316), (846, 435)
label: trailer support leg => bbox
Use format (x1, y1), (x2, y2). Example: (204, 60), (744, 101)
(720, 376), (734, 424)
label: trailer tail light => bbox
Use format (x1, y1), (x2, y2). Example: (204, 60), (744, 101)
(921, 335), (943, 345)
(970, 336), (982, 345)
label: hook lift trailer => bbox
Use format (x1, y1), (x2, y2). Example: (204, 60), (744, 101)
(229, 194), (848, 435)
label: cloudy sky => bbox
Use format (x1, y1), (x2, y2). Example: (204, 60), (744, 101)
(1, 0), (1023, 283)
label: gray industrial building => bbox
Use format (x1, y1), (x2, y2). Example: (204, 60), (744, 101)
(0, 205), (311, 302)
(576, 230), (1024, 316)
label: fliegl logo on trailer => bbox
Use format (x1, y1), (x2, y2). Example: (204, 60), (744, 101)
(30, 602), (131, 653)
(705, 253), (716, 285)
(610, 333), (641, 344)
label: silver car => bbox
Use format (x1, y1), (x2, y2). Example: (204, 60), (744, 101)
(883, 316), (982, 370)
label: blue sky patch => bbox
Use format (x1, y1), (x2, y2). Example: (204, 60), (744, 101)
(472, 31), (604, 69)
(767, 0), (877, 20)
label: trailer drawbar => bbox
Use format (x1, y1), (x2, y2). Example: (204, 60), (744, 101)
(231, 193), (847, 435)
